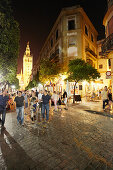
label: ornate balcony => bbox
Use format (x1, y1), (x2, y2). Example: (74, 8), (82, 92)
(85, 47), (97, 58)
(50, 49), (59, 62)
(101, 33), (113, 56)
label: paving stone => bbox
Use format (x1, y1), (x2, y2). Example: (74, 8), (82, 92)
(1, 102), (113, 169)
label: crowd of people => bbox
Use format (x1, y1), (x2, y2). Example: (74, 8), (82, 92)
(0, 85), (112, 129)
(0, 88), (68, 129)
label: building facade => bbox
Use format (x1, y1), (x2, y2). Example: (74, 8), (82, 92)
(39, 6), (98, 96)
(101, 0), (113, 95)
(40, 6), (98, 70)
(97, 39), (111, 88)
(17, 42), (33, 90)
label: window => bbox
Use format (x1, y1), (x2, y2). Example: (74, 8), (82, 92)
(56, 30), (58, 40)
(91, 33), (94, 42)
(68, 37), (76, 46)
(79, 85), (82, 90)
(99, 64), (103, 69)
(85, 25), (88, 36)
(68, 47), (77, 57)
(108, 59), (111, 69)
(51, 39), (53, 47)
(87, 58), (93, 66)
(68, 20), (75, 30)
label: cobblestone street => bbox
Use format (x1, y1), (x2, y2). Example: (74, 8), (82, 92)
(1, 101), (113, 170)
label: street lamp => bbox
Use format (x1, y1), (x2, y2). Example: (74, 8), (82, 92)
(11, 85), (15, 92)
(11, 85), (15, 89)
(38, 83), (43, 90)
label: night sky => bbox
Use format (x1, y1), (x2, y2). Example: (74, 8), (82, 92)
(11, 0), (107, 73)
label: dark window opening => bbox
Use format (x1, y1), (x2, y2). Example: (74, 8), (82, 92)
(99, 64), (103, 69)
(91, 34), (94, 42)
(79, 85), (82, 90)
(108, 59), (111, 69)
(56, 30), (58, 40)
(68, 20), (75, 30)
(51, 39), (53, 47)
(85, 25), (88, 36)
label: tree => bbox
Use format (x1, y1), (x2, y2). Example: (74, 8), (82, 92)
(0, 0), (20, 89)
(25, 71), (39, 90)
(67, 59), (100, 103)
(25, 80), (37, 90)
(39, 58), (60, 84)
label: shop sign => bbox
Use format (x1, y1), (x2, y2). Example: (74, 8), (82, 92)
(67, 32), (77, 36)
(106, 71), (111, 79)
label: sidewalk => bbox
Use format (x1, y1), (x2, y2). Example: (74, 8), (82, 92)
(2, 100), (113, 169)
(75, 98), (113, 118)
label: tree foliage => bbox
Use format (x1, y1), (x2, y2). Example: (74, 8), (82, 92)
(0, 0), (20, 88)
(25, 79), (37, 90)
(25, 71), (39, 90)
(39, 58), (60, 83)
(67, 59), (100, 82)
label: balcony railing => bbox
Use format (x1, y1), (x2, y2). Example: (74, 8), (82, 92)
(101, 33), (113, 56)
(50, 49), (59, 62)
(85, 47), (97, 58)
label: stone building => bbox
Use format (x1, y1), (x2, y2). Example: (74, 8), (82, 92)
(101, 0), (113, 94)
(39, 5), (98, 96)
(39, 6), (98, 71)
(97, 39), (111, 88)
(17, 42), (33, 90)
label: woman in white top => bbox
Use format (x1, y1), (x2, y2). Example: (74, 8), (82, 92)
(52, 91), (58, 111)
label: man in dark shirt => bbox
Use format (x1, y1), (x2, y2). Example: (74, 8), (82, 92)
(0, 89), (9, 128)
(14, 91), (24, 125)
(42, 90), (51, 122)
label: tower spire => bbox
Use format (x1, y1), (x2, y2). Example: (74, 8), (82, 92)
(25, 41), (30, 56)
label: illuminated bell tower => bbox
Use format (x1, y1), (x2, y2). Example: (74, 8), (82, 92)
(23, 42), (33, 88)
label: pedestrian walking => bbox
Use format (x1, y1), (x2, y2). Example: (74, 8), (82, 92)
(24, 92), (29, 115)
(14, 91), (25, 126)
(36, 90), (39, 98)
(0, 89), (9, 129)
(30, 90), (38, 123)
(38, 90), (43, 114)
(101, 86), (109, 111)
(108, 89), (112, 110)
(57, 92), (62, 111)
(63, 89), (68, 110)
(42, 90), (51, 122)
(52, 91), (58, 112)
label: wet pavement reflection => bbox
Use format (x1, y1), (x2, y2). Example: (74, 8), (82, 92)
(0, 127), (44, 169)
